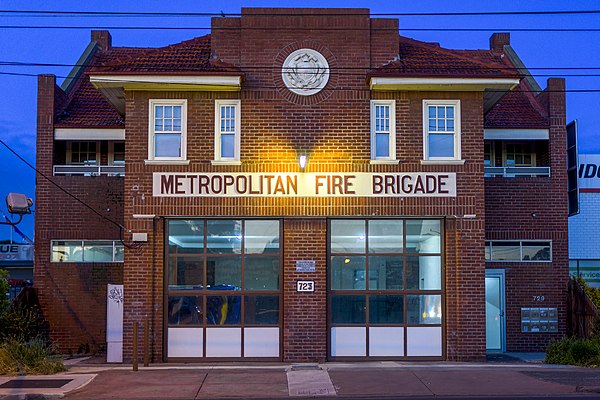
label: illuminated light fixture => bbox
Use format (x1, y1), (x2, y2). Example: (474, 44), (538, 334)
(344, 258), (351, 264)
(298, 154), (307, 170)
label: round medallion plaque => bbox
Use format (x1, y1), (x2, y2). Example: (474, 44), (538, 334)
(281, 48), (330, 96)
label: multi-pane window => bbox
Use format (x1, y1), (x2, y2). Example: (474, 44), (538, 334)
(329, 219), (443, 358)
(485, 240), (551, 262)
(370, 100), (396, 161)
(70, 141), (97, 165)
(505, 142), (534, 166)
(148, 100), (187, 161)
(214, 100), (241, 162)
(166, 219), (280, 358)
(484, 142), (494, 167)
(423, 100), (461, 160)
(51, 240), (124, 262)
(112, 142), (125, 165)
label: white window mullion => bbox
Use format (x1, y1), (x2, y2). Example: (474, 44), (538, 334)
(214, 100), (241, 164)
(423, 100), (461, 161)
(148, 99), (187, 162)
(370, 100), (396, 162)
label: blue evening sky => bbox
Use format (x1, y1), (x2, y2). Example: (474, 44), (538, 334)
(1, 0), (599, 240)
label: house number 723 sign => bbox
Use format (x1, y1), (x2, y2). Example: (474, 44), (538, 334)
(296, 281), (315, 292)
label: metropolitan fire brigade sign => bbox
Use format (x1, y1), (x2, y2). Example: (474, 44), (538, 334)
(153, 172), (456, 198)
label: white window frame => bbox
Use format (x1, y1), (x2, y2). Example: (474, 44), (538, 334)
(67, 141), (100, 165)
(422, 99), (462, 162)
(147, 99), (188, 164)
(370, 100), (397, 163)
(213, 99), (241, 165)
(109, 141), (125, 166)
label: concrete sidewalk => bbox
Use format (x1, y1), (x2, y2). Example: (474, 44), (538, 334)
(1, 359), (600, 399)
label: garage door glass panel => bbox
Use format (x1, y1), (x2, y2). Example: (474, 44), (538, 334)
(406, 220), (440, 253)
(245, 220), (279, 254)
(330, 220), (366, 253)
(406, 256), (441, 290)
(206, 220), (242, 254)
(244, 257), (280, 290)
(407, 294), (442, 324)
(331, 295), (366, 324)
(368, 220), (403, 253)
(330, 256), (366, 290)
(244, 295), (279, 325)
(206, 295), (241, 325)
(206, 256), (241, 289)
(368, 256), (403, 290)
(168, 296), (203, 325)
(369, 295), (404, 324)
(168, 256), (203, 290)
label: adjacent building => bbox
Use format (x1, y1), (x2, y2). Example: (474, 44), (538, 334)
(569, 153), (600, 288)
(35, 8), (568, 362)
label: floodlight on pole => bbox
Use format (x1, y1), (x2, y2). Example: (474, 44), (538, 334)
(1, 193), (33, 226)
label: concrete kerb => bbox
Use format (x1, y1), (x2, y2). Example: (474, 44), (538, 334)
(0, 374), (96, 399)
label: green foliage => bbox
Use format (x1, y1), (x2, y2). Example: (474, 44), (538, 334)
(0, 337), (65, 375)
(546, 337), (600, 367)
(0, 305), (47, 343)
(575, 277), (600, 339)
(0, 269), (9, 312)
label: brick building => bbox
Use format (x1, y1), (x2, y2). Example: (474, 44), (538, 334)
(569, 153), (600, 288)
(35, 8), (568, 362)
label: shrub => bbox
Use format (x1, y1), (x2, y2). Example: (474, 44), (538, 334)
(546, 337), (600, 367)
(0, 304), (47, 343)
(0, 338), (66, 375)
(0, 269), (9, 312)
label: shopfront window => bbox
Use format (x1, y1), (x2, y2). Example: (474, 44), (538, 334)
(166, 219), (281, 359)
(329, 219), (443, 358)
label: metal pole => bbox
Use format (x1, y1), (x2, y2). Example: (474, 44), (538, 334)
(132, 321), (138, 371)
(144, 319), (149, 367)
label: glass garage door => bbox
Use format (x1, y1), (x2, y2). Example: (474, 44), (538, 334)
(329, 219), (444, 359)
(166, 219), (281, 360)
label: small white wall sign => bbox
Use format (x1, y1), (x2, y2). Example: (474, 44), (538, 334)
(296, 260), (316, 272)
(296, 281), (315, 292)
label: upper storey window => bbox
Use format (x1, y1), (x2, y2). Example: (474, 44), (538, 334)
(148, 99), (187, 162)
(213, 100), (241, 164)
(70, 141), (97, 165)
(370, 100), (396, 162)
(423, 100), (461, 162)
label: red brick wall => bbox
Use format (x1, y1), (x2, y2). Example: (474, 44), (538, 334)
(35, 75), (125, 353)
(37, 10), (568, 362)
(484, 78), (568, 352)
(283, 219), (327, 362)
(119, 10), (488, 362)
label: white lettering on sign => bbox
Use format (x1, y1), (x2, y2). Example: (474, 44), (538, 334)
(296, 281), (315, 292)
(153, 172), (457, 198)
(578, 154), (600, 190)
(296, 260), (316, 273)
(0, 244), (33, 261)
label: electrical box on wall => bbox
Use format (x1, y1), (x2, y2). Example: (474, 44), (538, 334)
(132, 232), (148, 242)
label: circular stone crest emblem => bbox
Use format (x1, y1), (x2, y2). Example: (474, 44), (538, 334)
(282, 48), (330, 96)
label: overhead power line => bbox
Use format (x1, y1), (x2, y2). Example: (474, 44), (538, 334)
(1, 9), (600, 17)
(0, 138), (143, 249)
(1, 25), (600, 32)
(4, 61), (600, 72)
(2, 71), (600, 92)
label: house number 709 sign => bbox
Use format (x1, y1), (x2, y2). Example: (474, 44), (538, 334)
(296, 281), (315, 292)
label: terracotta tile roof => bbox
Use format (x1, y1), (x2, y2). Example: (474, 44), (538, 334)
(485, 85), (549, 129)
(56, 33), (547, 130)
(371, 36), (519, 78)
(55, 48), (148, 127)
(90, 34), (239, 74)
